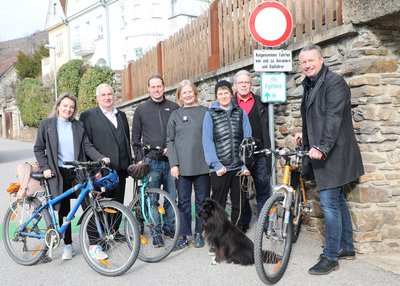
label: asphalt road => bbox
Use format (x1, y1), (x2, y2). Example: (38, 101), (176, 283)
(0, 139), (399, 286)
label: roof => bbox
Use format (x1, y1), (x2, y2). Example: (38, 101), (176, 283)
(0, 56), (17, 78)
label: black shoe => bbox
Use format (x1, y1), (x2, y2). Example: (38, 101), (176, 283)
(163, 229), (175, 239)
(152, 235), (165, 248)
(308, 256), (339, 275)
(338, 249), (356, 260)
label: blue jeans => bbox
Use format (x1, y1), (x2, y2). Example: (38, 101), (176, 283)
(320, 187), (355, 261)
(176, 174), (210, 236)
(145, 158), (177, 232)
(240, 157), (271, 226)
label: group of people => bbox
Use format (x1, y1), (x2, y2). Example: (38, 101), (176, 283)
(33, 44), (364, 276)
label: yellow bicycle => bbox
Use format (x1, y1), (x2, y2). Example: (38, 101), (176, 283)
(251, 146), (311, 284)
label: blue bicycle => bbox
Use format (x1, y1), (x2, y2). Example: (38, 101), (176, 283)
(3, 160), (140, 276)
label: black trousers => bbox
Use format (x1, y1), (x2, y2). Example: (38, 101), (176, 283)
(210, 170), (245, 226)
(59, 167), (78, 245)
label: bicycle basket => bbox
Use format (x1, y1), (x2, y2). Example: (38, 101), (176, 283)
(127, 163), (150, 180)
(93, 168), (119, 191)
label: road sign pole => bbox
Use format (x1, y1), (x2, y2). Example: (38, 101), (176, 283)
(268, 103), (276, 185)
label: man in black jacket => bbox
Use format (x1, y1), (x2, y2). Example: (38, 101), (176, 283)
(131, 75), (179, 247)
(233, 70), (271, 233)
(295, 45), (364, 275)
(80, 83), (132, 206)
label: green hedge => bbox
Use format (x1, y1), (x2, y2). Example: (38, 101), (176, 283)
(57, 59), (87, 97)
(78, 66), (114, 113)
(16, 78), (53, 127)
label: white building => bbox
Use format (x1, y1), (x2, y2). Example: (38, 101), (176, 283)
(43, 0), (210, 76)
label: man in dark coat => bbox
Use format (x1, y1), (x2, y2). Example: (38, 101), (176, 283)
(80, 83), (133, 206)
(233, 70), (271, 233)
(295, 45), (364, 275)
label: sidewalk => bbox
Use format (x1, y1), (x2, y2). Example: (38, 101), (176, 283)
(1, 138), (399, 285)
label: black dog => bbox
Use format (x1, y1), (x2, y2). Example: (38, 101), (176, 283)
(197, 198), (255, 265)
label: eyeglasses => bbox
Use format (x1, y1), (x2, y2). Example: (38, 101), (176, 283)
(236, 81), (251, 85)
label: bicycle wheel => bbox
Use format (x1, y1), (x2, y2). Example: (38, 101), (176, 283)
(254, 193), (293, 285)
(79, 200), (140, 276)
(292, 188), (303, 243)
(291, 171), (303, 243)
(3, 198), (51, 265)
(129, 188), (180, 262)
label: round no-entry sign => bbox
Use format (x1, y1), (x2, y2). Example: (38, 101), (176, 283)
(249, 1), (293, 47)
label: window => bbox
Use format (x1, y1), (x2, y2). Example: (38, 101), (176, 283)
(73, 26), (80, 48)
(151, 0), (161, 19)
(133, 0), (140, 19)
(120, 4), (126, 27)
(97, 16), (103, 39)
(56, 33), (63, 55)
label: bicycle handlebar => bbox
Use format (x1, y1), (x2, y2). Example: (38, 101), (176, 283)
(254, 148), (308, 158)
(62, 160), (105, 168)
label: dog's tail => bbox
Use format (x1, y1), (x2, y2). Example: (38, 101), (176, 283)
(262, 250), (283, 264)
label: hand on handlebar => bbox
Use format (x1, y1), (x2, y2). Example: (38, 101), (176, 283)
(308, 147), (325, 160)
(43, 169), (53, 179)
(101, 157), (111, 165)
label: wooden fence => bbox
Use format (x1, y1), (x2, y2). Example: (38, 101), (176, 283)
(122, 0), (342, 100)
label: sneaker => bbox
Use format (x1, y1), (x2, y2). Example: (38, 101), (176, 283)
(152, 235), (165, 248)
(62, 244), (76, 260)
(208, 246), (216, 256)
(194, 233), (205, 248)
(308, 256), (339, 275)
(173, 236), (188, 251)
(89, 245), (108, 260)
(338, 249), (356, 260)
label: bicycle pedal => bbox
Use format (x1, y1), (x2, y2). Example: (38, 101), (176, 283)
(305, 203), (313, 212)
(41, 255), (52, 263)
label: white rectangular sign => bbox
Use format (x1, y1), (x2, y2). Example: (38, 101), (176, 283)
(253, 49), (292, 72)
(261, 73), (287, 103)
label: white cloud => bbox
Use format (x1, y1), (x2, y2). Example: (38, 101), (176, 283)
(0, 0), (48, 41)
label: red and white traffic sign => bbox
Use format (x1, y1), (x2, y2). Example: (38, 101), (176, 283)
(249, 1), (293, 47)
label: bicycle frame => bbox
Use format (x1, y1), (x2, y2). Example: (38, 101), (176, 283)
(18, 177), (94, 240)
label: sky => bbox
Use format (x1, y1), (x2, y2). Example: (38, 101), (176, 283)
(0, 0), (49, 42)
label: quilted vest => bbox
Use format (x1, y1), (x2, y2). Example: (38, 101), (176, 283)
(209, 106), (243, 167)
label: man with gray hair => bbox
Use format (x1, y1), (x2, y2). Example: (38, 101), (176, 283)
(233, 70), (271, 233)
(80, 83), (132, 206)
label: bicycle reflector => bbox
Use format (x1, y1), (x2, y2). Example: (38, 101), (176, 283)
(93, 170), (119, 191)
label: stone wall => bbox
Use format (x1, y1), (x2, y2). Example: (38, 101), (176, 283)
(119, 23), (400, 254)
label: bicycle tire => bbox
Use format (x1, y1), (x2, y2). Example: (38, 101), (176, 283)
(254, 193), (294, 285)
(128, 188), (180, 263)
(3, 198), (51, 265)
(79, 200), (140, 276)
(292, 188), (303, 243)
(291, 171), (303, 243)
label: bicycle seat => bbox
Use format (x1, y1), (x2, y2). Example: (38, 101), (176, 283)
(31, 172), (45, 181)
